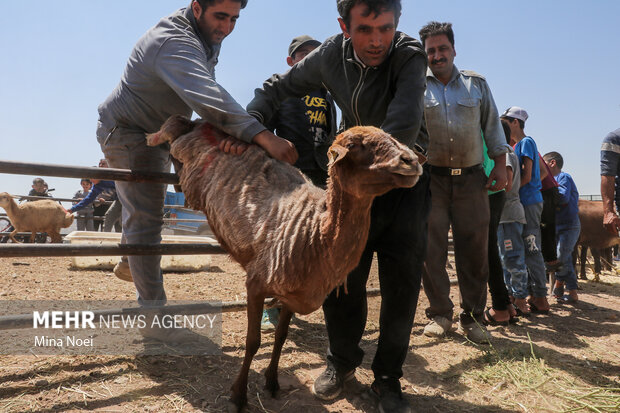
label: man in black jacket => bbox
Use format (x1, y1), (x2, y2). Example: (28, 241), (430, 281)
(247, 1), (429, 411)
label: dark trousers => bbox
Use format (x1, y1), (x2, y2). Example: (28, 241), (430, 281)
(540, 188), (558, 262)
(423, 169), (490, 324)
(323, 169), (430, 380)
(487, 191), (510, 311)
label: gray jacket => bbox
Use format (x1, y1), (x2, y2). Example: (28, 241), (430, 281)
(247, 32), (428, 152)
(97, 7), (265, 143)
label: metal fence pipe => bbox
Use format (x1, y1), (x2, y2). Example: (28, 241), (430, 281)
(0, 160), (179, 184)
(0, 243), (225, 257)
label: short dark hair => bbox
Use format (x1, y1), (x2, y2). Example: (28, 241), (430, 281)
(419, 21), (454, 48)
(32, 177), (45, 185)
(337, 0), (401, 29)
(544, 151), (564, 169)
(502, 116), (525, 131)
(194, 0), (248, 13)
(501, 120), (511, 145)
(80, 178), (92, 185)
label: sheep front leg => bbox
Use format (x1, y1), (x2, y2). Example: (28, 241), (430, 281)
(229, 290), (264, 412)
(264, 306), (293, 397)
(9, 229), (22, 244)
(579, 246), (588, 280)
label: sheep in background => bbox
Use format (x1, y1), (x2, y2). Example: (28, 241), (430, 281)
(0, 192), (73, 243)
(146, 115), (423, 412)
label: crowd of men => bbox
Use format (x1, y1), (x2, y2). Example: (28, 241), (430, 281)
(34, 1), (608, 412)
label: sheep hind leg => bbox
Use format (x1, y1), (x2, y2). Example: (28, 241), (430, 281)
(229, 291), (264, 412)
(264, 306), (293, 397)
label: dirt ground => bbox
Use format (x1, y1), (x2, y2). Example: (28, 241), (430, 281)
(0, 253), (618, 412)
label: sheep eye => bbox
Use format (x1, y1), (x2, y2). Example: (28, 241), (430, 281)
(346, 143), (356, 149)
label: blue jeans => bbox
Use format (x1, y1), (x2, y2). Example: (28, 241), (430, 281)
(555, 220), (581, 291)
(523, 202), (547, 297)
(98, 122), (171, 306)
(498, 222), (529, 299)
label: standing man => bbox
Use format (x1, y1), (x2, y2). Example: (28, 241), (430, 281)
(600, 128), (620, 234)
(248, 1), (429, 411)
(97, 0), (296, 341)
(261, 34), (337, 331)
(501, 107), (550, 313)
(418, 21), (508, 344)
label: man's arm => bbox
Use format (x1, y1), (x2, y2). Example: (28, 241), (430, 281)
(380, 53), (427, 148)
(602, 175), (620, 234)
(247, 46), (325, 128)
(520, 156), (533, 188)
(487, 154), (507, 191)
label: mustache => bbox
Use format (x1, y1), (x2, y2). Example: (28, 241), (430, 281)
(431, 58), (447, 65)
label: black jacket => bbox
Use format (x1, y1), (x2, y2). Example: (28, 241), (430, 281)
(248, 31), (428, 152)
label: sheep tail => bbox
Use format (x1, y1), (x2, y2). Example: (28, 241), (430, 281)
(63, 213), (74, 228)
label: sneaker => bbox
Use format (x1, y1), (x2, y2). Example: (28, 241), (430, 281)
(371, 377), (411, 413)
(311, 363), (355, 400)
(423, 315), (453, 337)
(113, 260), (133, 282)
(260, 308), (280, 331)
(456, 321), (490, 344)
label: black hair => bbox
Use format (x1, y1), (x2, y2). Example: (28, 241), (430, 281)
(80, 178), (92, 185)
(501, 120), (511, 145)
(419, 21), (454, 48)
(337, 0), (401, 28)
(502, 116), (525, 131)
(194, 0), (248, 16)
(543, 151), (564, 169)
(32, 177), (45, 185)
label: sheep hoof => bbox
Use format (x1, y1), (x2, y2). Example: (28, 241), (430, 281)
(265, 379), (280, 398)
(593, 274), (600, 282)
(226, 398), (245, 413)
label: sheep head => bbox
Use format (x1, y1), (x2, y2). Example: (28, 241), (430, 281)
(0, 192), (14, 209)
(327, 126), (423, 198)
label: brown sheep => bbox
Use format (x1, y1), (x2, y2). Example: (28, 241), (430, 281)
(146, 115), (423, 412)
(0, 192), (73, 243)
(576, 199), (619, 281)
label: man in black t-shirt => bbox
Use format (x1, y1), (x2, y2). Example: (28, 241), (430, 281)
(265, 35), (337, 188)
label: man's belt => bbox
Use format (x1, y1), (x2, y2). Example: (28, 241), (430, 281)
(428, 164), (483, 176)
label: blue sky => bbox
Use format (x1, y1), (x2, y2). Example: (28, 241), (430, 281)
(1, 0), (618, 203)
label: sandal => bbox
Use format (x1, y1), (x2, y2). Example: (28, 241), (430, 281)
(552, 283), (565, 299)
(528, 299), (550, 314)
(483, 308), (509, 326)
(513, 299), (531, 317)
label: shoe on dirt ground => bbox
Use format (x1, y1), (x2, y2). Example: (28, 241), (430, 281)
(260, 308), (280, 331)
(113, 260), (133, 282)
(371, 376), (411, 413)
(423, 315), (453, 337)
(311, 363), (355, 400)
(456, 321), (490, 344)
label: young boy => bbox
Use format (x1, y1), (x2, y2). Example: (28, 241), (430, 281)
(497, 124), (530, 316)
(543, 152), (580, 303)
(501, 106), (550, 313)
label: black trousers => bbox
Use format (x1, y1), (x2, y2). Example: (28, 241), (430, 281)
(540, 187), (558, 262)
(487, 191), (511, 310)
(322, 168), (430, 380)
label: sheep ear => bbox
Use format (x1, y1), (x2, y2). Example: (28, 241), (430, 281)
(327, 144), (348, 167)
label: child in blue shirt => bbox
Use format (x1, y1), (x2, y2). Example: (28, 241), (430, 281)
(501, 106), (550, 313)
(543, 152), (580, 303)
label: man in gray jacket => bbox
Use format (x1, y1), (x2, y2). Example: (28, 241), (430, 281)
(97, 0), (296, 341)
(248, 1), (428, 411)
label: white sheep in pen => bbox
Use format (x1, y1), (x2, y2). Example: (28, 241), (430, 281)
(0, 192), (74, 243)
(146, 115), (423, 412)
